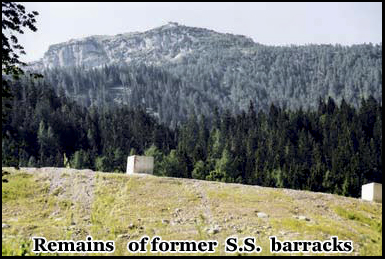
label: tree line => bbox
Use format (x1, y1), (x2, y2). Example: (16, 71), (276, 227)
(2, 79), (382, 198)
(36, 43), (382, 128)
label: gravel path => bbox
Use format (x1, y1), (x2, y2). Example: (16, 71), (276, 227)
(190, 180), (214, 225)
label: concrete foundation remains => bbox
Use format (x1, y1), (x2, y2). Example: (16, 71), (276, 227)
(126, 155), (154, 175)
(361, 182), (382, 203)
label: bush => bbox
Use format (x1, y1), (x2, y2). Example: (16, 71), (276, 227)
(95, 156), (111, 172)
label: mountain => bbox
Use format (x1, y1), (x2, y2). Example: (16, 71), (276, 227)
(2, 167), (382, 256)
(26, 23), (382, 125)
(29, 22), (255, 70)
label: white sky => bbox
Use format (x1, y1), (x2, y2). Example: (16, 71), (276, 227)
(16, 2), (383, 62)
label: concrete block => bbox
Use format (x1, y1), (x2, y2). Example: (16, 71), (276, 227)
(126, 155), (154, 175)
(361, 182), (382, 203)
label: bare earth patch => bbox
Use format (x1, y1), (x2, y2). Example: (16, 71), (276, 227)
(21, 167), (96, 225)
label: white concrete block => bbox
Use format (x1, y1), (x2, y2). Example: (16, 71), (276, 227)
(361, 182), (382, 203)
(126, 155), (154, 175)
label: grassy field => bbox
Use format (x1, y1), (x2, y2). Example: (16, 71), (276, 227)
(2, 167), (382, 256)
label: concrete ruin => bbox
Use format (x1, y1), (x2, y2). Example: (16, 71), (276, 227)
(361, 182), (382, 203)
(126, 155), (154, 175)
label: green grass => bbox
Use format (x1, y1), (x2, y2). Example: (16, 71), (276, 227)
(2, 170), (72, 255)
(334, 206), (382, 233)
(332, 205), (382, 256)
(2, 167), (382, 256)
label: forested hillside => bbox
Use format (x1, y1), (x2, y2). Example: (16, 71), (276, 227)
(2, 80), (382, 198)
(2, 23), (382, 199)
(1, 5), (382, 257)
(27, 23), (382, 127)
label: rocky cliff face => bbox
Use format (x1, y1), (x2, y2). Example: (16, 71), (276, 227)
(29, 22), (256, 70)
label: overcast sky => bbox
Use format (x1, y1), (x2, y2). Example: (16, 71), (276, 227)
(17, 2), (382, 62)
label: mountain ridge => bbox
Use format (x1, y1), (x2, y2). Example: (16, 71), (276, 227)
(28, 22), (256, 70)
(24, 22), (382, 124)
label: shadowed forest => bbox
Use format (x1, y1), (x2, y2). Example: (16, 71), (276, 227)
(2, 79), (382, 198)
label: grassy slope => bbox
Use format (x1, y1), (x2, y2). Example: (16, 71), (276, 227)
(2, 167), (382, 256)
